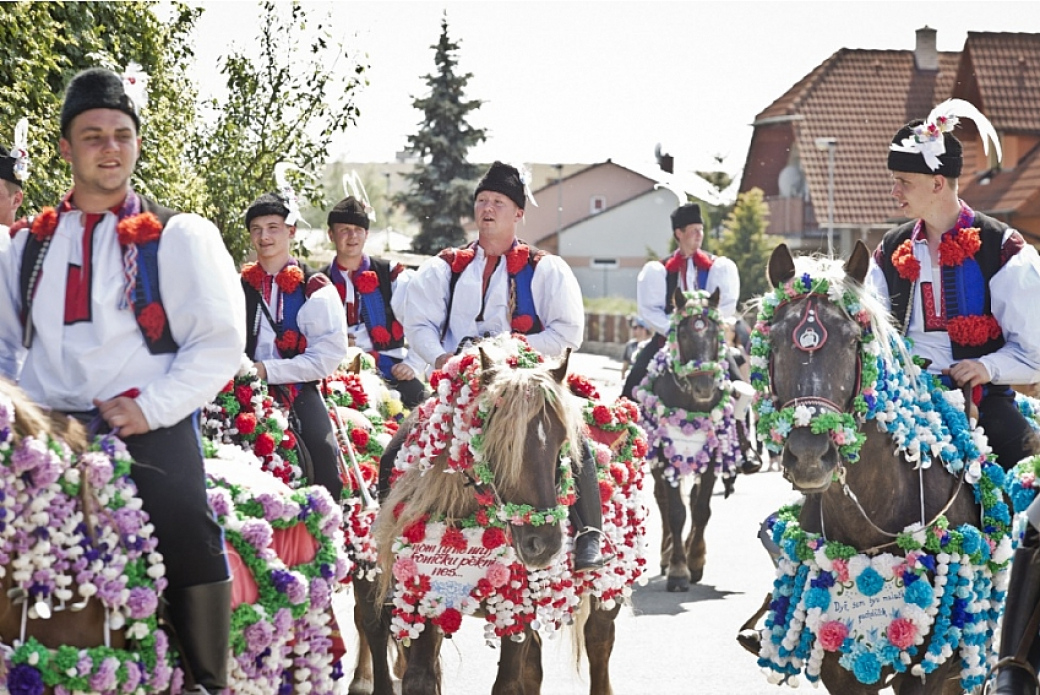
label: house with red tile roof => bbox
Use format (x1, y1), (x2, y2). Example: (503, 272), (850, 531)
(740, 27), (1040, 255)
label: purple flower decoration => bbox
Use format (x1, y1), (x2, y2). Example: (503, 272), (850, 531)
(7, 664), (44, 695)
(88, 656), (119, 692)
(126, 586), (158, 619)
(208, 489), (232, 518)
(273, 607), (294, 633)
(241, 520), (273, 550)
(80, 452), (114, 489)
(0, 397), (14, 433)
(245, 620), (275, 652)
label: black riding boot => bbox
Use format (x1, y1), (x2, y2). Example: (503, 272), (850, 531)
(737, 419), (762, 475)
(993, 524), (1040, 695)
(571, 438), (605, 573)
(166, 578), (233, 694)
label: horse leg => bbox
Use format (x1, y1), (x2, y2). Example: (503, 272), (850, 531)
(652, 465), (672, 576)
(684, 467), (714, 584)
(659, 470), (690, 592)
(493, 629), (543, 695)
(584, 597), (620, 695)
(353, 577), (397, 695)
(400, 628), (442, 695)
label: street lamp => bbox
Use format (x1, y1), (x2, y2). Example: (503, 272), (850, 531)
(814, 137), (837, 256)
(383, 171), (391, 253)
(552, 164), (563, 239)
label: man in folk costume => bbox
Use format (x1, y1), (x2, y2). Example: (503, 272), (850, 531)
(242, 191), (348, 502)
(0, 118), (29, 230)
(0, 67), (245, 695)
(865, 100), (1040, 695)
(399, 161), (605, 571)
(323, 195), (427, 407)
(622, 202), (739, 400)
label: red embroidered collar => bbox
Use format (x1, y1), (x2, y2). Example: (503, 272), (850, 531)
(664, 249), (713, 274)
(892, 228), (982, 282)
(241, 262), (305, 295)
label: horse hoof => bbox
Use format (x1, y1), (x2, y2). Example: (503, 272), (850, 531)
(737, 629), (762, 655)
(666, 577), (689, 592)
(690, 567), (704, 584)
(348, 679), (374, 695)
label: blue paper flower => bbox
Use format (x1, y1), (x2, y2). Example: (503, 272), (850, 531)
(856, 566), (884, 596)
(905, 578), (934, 608)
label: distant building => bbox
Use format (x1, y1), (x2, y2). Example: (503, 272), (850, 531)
(740, 27), (1040, 255)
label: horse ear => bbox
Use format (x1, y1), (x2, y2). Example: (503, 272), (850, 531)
(708, 287), (721, 308)
(767, 244), (797, 288)
(844, 240), (870, 285)
(347, 353), (362, 374)
(549, 348), (570, 384)
(674, 286), (687, 311)
(479, 347), (493, 373)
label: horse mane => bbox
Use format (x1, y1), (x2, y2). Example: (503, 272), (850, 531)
(373, 337), (583, 587)
(0, 377), (88, 453)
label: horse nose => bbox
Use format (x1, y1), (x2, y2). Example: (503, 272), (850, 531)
(520, 534), (547, 559)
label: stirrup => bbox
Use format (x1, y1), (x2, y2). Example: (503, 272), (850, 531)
(987, 656), (1040, 694)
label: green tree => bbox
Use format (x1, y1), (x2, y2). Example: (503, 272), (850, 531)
(0, 2), (203, 213)
(192, 0), (366, 261)
(716, 187), (778, 304)
(696, 154), (735, 254)
(396, 15), (486, 255)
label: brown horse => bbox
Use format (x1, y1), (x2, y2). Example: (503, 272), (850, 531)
(749, 243), (1010, 695)
(636, 287), (747, 592)
(353, 337), (633, 695)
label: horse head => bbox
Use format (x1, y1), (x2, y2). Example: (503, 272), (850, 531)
(669, 286), (726, 407)
(759, 242), (871, 492)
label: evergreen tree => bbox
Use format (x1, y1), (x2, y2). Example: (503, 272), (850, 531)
(716, 187), (778, 305)
(396, 15), (486, 255)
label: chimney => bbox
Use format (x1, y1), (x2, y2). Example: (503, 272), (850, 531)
(915, 26), (938, 71)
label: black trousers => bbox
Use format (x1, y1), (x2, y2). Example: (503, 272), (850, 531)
(979, 386), (1038, 471)
(120, 415), (229, 591)
(289, 383), (345, 501)
(386, 374), (428, 409)
(621, 334), (666, 401)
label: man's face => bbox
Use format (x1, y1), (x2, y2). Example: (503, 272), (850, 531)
(249, 214), (295, 264)
(674, 223), (704, 255)
(0, 181), (23, 227)
(59, 109), (140, 197)
(474, 191), (522, 239)
(328, 222), (369, 261)
(890, 171), (939, 219)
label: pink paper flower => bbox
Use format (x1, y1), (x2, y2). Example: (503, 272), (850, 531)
(819, 620), (849, 651)
(393, 556), (418, 583)
(887, 617), (917, 649)
(486, 562), (509, 588)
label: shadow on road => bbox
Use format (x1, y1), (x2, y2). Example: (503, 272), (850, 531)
(629, 576), (740, 616)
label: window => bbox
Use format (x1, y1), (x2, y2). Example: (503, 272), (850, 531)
(589, 195), (606, 214)
(590, 258), (618, 268)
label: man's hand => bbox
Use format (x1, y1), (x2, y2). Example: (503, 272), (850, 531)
(944, 360), (991, 389)
(348, 333), (357, 347)
(391, 363), (416, 381)
(93, 396), (150, 437)
(434, 353), (451, 370)
(253, 361), (268, 381)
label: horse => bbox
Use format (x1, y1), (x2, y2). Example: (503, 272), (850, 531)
(748, 242), (1014, 694)
(634, 287), (754, 592)
(353, 336), (647, 695)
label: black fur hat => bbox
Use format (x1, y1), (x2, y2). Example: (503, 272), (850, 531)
(888, 119), (964, 178)
(671, 203), (703, 230)
(0, 156), (21, 188)
(327, 196), (370, 229)
(60, 68), (141, 137)
(245, 192), (291, 228)
(474, 161), (525, 210)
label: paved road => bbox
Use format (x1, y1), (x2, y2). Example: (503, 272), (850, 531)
(333, 352), (834, 694)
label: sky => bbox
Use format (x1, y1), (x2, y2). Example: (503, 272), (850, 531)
(188, 1), (1040, 181)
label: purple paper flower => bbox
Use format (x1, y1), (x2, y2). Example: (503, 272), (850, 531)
(245, 619), (276, 652)
(7, 663), (45, 695)
(88, 656), (119, 692)
(126, 586), (158, 619)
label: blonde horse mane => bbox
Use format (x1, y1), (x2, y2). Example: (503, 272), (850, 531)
(374, 339), (583, 591)
(0, 377), (87, 453)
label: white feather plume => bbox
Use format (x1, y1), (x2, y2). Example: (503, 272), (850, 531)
(510, 162), (538, 208)
(274, 162), (311, 228)
(928, 98), (1002, 165)
(341, 170), (376, 221)
(9, 118), (28, 182)
(121, 63), (149, 114)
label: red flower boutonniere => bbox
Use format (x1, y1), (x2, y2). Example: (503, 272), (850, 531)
(116, 212), (163, 246)
(892, 240), (921, 282)
(137, 301), (168, 341)
(450, 248), (475, 273)
(370, 326), (391, 347)
(391, 321), (404, 340)
(946, 314), (1002, 347)
(241, 263), (266, 291)
(31, 207), (59, 241)
(276, 265), (304, 294)
(510, 315), (534, 333)
(354, 270), (379, 294)
(937, 228), (981, 267)
(275, 329), (307, 356)
(505, 244), (530, 274)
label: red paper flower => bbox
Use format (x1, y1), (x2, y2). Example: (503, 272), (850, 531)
(434, 607), (463, 634)
(403, 518), (427, 544)
(511, 315), (534, 333)
(350, 428), (370, 449)
(450, 248), (475, 273)
(282, 430), (297, 450)
(946, 314), (1002, 346)
(137, 302), (167, 341)
(276, 265), (304, 294)
(591, 405), (612, 426)
(664, 252), (684, 274)
(235, 412), (258, 435)
(116, 212), (163, 246)
(31, 207), (59, 241)
(505, 244), (530, 274)
(937, 228), (981, 266)
(598, 479), (615, 503)
(632, 436), (649, 460)
(440, 526), (467, 551)
(566, 374), (600, 400)
(220, 380), (234, 394)
(475, 509), (490, 527)
(236, 385), (255, 407)
(482, 526), (507, 549)
(892, 240), (920, 282)
(370, 326), (391, 347)
(354, 270), (379, 294)
(254, 432), (276, 456)
(241, 263), (266, 291)
(391, 321), (404, 340)
(276, 330), (307, 356)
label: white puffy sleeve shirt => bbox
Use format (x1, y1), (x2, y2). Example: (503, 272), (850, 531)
(0, 210), (246, 430)
(865, 229), (1040, 385)
(403, 246), (585, 367)
(255, 279), (348, 386)
(636, 254), (741, 337)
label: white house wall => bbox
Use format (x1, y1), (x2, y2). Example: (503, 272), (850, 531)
(559, 188), (680, 300)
